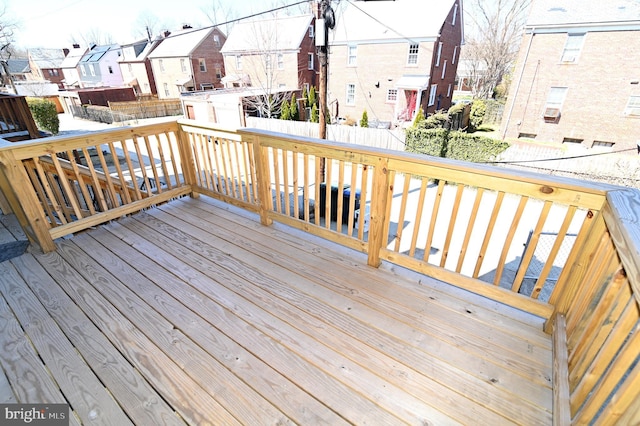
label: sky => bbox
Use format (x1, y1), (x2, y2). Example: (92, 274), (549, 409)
(5, 0), (311, 49)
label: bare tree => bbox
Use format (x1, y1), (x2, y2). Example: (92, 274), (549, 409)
(131, 11), (165, 41)
(68, 28), (115, 47)
(463, 0), (531, 99)
(0, 4), (19, 93)
(201, 0), (238, 36)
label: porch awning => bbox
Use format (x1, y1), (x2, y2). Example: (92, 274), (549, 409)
(175, 77), (194, 87)
(395, 75), (430, 90)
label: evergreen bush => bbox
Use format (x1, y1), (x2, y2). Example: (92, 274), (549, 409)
(280, 100), (291, 120)
(406, 128), (508, 163)
(469, 99), (487, 131)
(26, 98), (59, 135)
(290, 93), (298, 121)
(360, 110), (368, 127)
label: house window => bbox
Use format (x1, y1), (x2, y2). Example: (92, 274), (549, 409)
(215, 64), (222, 79)
(592, 140), (615, 148)
(214, 34), (221, 47)
(163, 83), (170, 97)
(277, 53), (284, 69)
(518, 133), (537, 139)
(128, 63), (133, 72)
(159, 59), (165, 72)
(387, 89), (397, 102)
(89, 64), (96, 76)
(452, 45), (458, 64)
(563, 137), (583, 144)
(181, 59), (186, 72)
(447, 83), (452, 97)
(346, 83), (356, 105)
(441, 60), (447, 79)
(428, 84), (437, 106)
(452, 3), (458, 25)
(265, 54), (272, 71)
(624, 96), (640, 116)
(80, 64), (86, 76)
(544, 86), (568, 120)
(348, 45), (357, 66)
(108, 66), (113, 74)
(308, 25), (314, 38)
(436, 42), (443, 66)
(236, 55), (242, 70)
(308, 53), (314, 70)
(199, 58), (207, 72)
(561, 34), (585, 63)
(407, 43), (419, 65)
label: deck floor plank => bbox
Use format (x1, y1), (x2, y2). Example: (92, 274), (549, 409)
(8, 254), (186, 426)
(0, 196), (554, 425)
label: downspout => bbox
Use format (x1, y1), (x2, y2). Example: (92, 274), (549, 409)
(501, 27), (535, 140)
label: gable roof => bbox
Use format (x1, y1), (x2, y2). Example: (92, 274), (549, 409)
(119, 38), (162, 62)
(148, 27), (215, 58)
(330, 0), (459, 44)
(60, 45), (88, 69)
(526, 0), (640, 29)
(221, 14), (313, 54)
(28, 48), (66, 69)
(5, 59), (30, 74)
(79, 44), (120, 64)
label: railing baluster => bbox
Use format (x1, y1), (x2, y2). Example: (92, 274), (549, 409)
(408, 177), (429, 257)
(473, 191), (505, 278)
(494, 196), (529, 286)
(440, 183), (465, 268)
(456, 187), (484, 273)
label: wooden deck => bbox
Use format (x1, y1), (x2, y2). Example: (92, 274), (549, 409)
(0, 196), (553, 425)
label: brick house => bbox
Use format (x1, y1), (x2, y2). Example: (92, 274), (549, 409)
(148, 26), (227, 99)
(220, 14), (317, 92)
(27, 48), (67, 89)
(501, 0), (640, 152)
(119, 38), (163, 96)
(328, 0), (463, 127)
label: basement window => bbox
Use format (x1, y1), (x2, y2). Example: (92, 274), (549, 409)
(563, 137), (583, 144)
(592, 140), (615, 148)
(518, 133), (537, 140)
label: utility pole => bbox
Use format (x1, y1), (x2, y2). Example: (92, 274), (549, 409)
(316, 0), (334, 180)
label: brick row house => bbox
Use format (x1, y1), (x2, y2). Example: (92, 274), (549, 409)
(149, 26), (227, 99)
(501, 0), (640, 152)
(328, 0), (463, 127)
(27, 48), (67, 89)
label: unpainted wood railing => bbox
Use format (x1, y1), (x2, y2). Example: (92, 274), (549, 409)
(0, 93), (40, 141)
(0, 119), (638, 424)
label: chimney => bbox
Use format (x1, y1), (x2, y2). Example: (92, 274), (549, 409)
(73, 43), (80, 49)
(182, 24), (193, 30)
(63, 48), (70, 57)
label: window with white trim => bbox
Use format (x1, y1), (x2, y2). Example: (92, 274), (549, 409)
(214, 34), (221, 47)
(387, 89), (397, 102)
(452, 3), (458, 25)
(441, 60), (447, 79)
(236, 55), (242, 70)
(407, 43), (419, 65)
(181, 59), (186, 72)
(80, 64), (86, 76)
(592, 140), (615, 148)
(452, 46), (458, 64)
(89, 64), (96, 76)
(447, 84), (452, 97)
(159, 59), (165, 72)
(428, 84), (437, 106)
(624, 96), (640, 116)
(348, 45), (357, 66)
(163, 83), (170, 97)
(309, 25), (314, 38)
(346, 83), (356, 105)
(308, 53), (314, 70)
(436, 42), (443, 66)
(543, 86), (568, 119)
(199, 58), (207, 72)
(277, 53), (284, 70)
(561, 34), (585, 63)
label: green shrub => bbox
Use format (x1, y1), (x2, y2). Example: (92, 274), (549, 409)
(310, 103), (318, 123)
(280, 99), (291, 120)
(360, 110), (368, 127)
(448, 102), (466, 115)
(406, 127), (509, 163)
(412, 108), (425, 128)
(469, 99), (486, 131)
(290, 93), (298, 121)
(26, 98), (59, 135)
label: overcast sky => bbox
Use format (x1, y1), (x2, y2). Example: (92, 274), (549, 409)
(6, 0), (311, 49)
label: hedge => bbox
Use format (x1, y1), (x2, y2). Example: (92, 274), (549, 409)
(26, 98), (59, 135)
(405, 128), (509, 163)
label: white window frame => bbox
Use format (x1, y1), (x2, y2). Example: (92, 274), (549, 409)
(346, 83), (356, 105)
(277, 53), (284, 70)
(163, 82), (170, 97)
(436, 42), (443, 67)
(386, 89), (397, 103)
(447, 83), (452, 97)
(308, 25), (314, 38)
(236, 55), (242, 70)
(452, 3), (458, 25)
(624, 95), (640, 116)
(561, 34), (585, 63)
(128, 63), (133, 72)
(80, 64), (86, 76)
(452, 46), (458, 64)
(214, 34), (220, 48)
(180, 59), (186, 72)
(348, 45), (357, 66)
(199, 58), (207, 72)
(543, 86), (568, 119)
(428, 84), (437, 106)
(159, 59), (165, 72)
(308, 53), (314, 70)
(407, 43), (419, 65)
(441, 60), (447, 79)
(89, 63), (96, 76)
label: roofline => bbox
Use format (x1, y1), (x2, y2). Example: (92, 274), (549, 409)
(525, 21), (640, 33)
(331, 36), (438, 46)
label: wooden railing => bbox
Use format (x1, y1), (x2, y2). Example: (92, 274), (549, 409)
(0, 93), (40, 141)
(0, 119), (638, 424)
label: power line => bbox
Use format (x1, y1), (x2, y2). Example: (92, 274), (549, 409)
(484, 147), (638, 164)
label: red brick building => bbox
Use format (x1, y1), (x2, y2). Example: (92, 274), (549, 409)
(501, 0), (640, 153)
(328, 0), (463, 127)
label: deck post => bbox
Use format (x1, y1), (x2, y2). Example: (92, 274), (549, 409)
(0, 149), (56, 252)
(367, 157), (390, 267)
(251, 135), (273, 226)
(175, 122), (200, 199)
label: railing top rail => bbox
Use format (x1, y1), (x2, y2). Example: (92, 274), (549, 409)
(238, 127), (618, 208)
(0, 121), (181, 160)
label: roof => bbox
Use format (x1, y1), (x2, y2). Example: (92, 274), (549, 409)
(526, 0), (640, 28)
(79, 44), (120, 64)
(119, 38), (162, 62)
(221, 14), (313, 54)
(148, 27), (215, 58)
(60, 46), (87, 69)
(28, 48), (66, 69)
(330, 0), (459, 43)
(5, 59), (30, 74)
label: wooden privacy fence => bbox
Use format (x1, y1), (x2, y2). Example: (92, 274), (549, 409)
(109, 99), (183, 120)
(0, 118), (638, 423)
